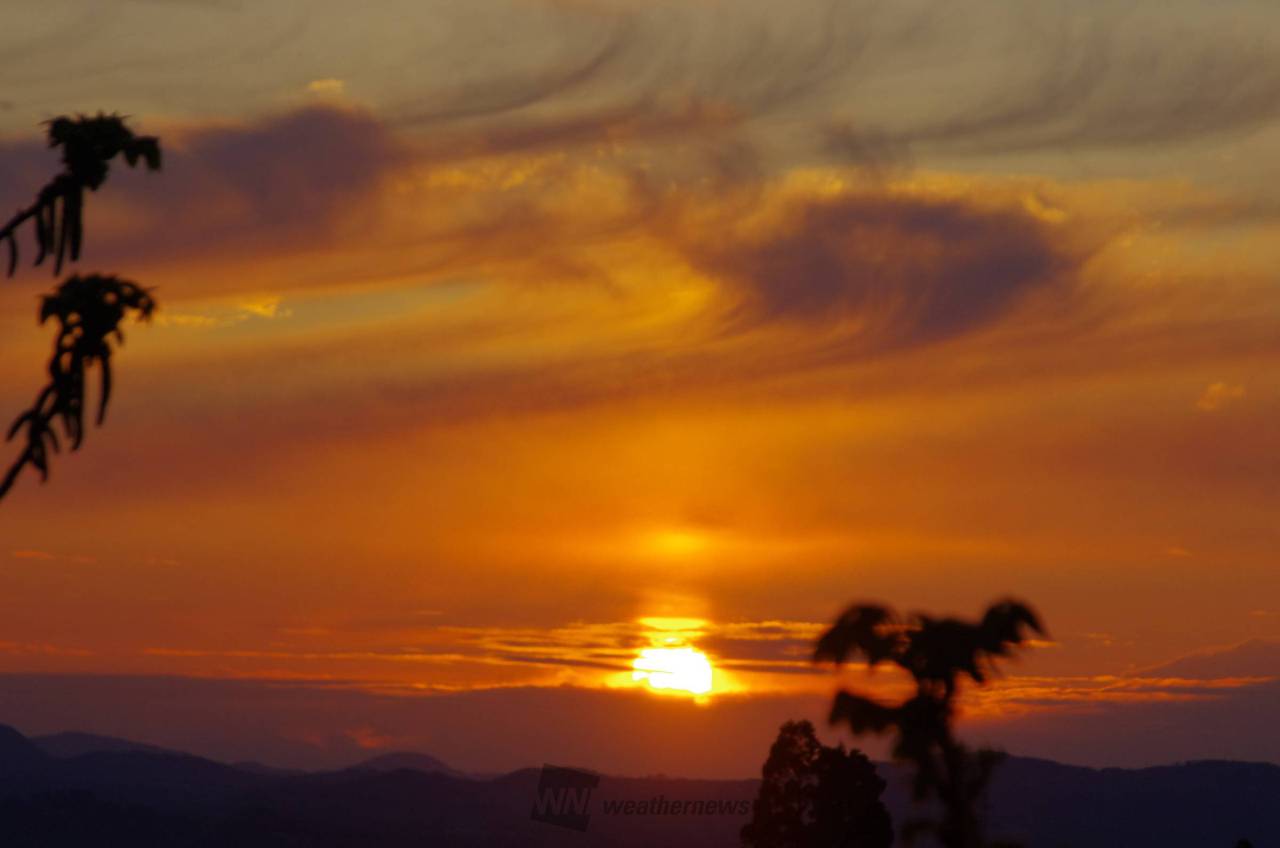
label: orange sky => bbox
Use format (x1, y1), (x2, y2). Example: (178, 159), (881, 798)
(0, 0), (1278, 775)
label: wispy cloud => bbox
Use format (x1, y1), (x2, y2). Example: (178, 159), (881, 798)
(1140, 639), (1280, 680)
(676, 187), (1084, 353)
(10, 549), (55, 560)
(306, 78), (346, 97)
(1196, 381), (1246, 412)
(0, 641), (93, 656)
(136, 617), (835, 693)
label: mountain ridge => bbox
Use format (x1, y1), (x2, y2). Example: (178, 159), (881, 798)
(0, 723), (1274, 846)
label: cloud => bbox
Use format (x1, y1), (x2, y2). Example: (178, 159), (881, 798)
(140, 106), (402, 245)
(0, 83), (1092, 361)
(1141, 639), (1280, 681)
(343, 725), (394, 750)
(388, 0), (1280, 162)
(428, 95), (742, 161)
(949, 640), (1280, 764)
(153, 295), (293, 329)
(0, 641), (92, 656)
(392, 13), (639, 127)
(0, 105), (405, 270)
(389, 0), (882, 131)
(0, 164), (1117, 508)
(970, 673), (1273, 715)
(0, 99), (736, 300)
(1197, 381), (1246, 412)
(0, 99), (1236, 507)
(967, 678), (1280, 767)
(132, 617), (833, 694)
(306, 78), (346, 97)
(678, 189), (1083, 354)
(8, 0), (1280, 161)
(382, 0), (1280, 160)
(10, 549), (55, 560)
(820, 122), (912, 174)
(890, 7), (1280, 155)
(7, 550), (97, 564)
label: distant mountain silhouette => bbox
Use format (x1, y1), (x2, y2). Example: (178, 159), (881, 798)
(227, 760), (306, 778)
(346, 751), (465, 779)
(0, 724), (1275, 846)
(981, 757), (1280, 848)
(0, 724), (49, 773)
(33, 732), (173, 759)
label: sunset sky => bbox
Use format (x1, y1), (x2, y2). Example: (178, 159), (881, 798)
(1, 0), (1278, 776)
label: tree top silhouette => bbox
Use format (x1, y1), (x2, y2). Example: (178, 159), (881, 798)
(815, 599), (1044, 848)
(1, 113), (161, 501)
(742, 719), (893, 848)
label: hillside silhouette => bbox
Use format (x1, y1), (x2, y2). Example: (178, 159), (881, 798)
(0, 724), (1274, 846)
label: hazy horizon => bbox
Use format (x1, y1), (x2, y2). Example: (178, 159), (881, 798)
(3, 670), (1279, 778)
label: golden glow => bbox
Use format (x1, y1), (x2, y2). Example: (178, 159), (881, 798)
(637, 616), (709, 635)
(642, 528), (714, 559)
(631, 646), (714, 696)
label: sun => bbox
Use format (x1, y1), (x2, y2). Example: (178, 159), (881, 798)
(631, 646), (714, 696)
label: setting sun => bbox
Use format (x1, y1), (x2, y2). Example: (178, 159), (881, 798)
(631, 647), (714, 696)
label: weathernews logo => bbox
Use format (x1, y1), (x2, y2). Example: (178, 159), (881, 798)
(530, 764), (752, 832)
(530, 764), (600, 831)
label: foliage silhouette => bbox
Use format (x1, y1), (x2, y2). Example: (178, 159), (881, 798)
(0, 114), (161, 501)
(742, 719), (893, 848)
(1, 113), (160, 276)
(814, 600), (1044, 848)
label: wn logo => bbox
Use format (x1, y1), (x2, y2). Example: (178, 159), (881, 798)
(530, 764), (600, 832)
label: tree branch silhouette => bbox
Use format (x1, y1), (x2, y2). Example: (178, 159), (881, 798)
(0, 276), (155, 499)
(814, 600), (1044, 848)
(1, 114), (161, 502)
(1, 113), (159, 276)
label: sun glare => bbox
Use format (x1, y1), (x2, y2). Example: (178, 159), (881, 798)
(631, 646), (714, 696)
